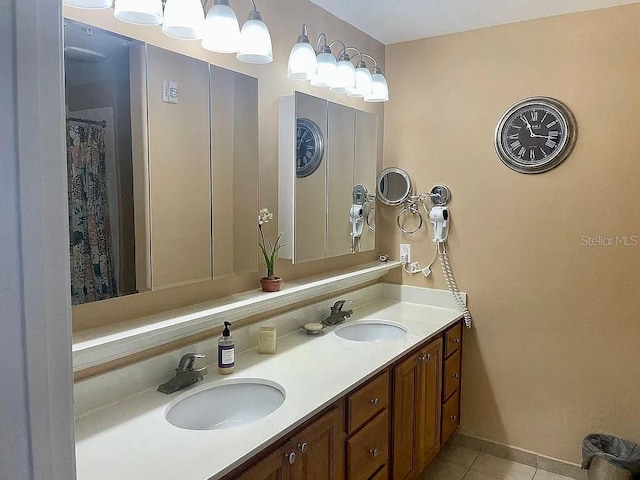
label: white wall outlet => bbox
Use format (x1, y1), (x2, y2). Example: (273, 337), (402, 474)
(400, 244), (411, 264)
(162, 80), (179, 104)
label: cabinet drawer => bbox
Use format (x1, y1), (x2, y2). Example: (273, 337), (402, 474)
(444, 322), (462, 358)
(347, 410), (389, 480)
(370, 465), (388, 480)
(347, 371), (389, 434)
(443, 349), (461, 401)
(441, 389), (460, 445)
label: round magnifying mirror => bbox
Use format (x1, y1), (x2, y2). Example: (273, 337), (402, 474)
(376, 167), (412, 206)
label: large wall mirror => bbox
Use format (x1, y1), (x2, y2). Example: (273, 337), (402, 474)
(278, 92), (379, 264)
(64, 20), (259, 305)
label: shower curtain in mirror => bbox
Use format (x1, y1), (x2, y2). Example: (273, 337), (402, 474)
(67, 122), (117, 305)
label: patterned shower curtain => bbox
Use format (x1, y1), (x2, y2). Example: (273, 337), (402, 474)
(67, 122), (117, 305)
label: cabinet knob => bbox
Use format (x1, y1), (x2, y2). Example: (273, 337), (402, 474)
(298, 442), (308, 453)
(450, 415), (457, 421)
(286, 452), (296, 464)
(369, 448), (379, 457)
(452, 373), (459, 379)
(452, 338), (461, 344)
(419, 353), (431, 363)
(370, 398), (380, 407)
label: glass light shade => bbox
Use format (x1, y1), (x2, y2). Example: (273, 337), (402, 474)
(64, 0), (112, 8)
(201, 3), (240, 53)
(348, 67), (373, 98)
(365, 73), (389, 102)
(237, 19), (273, 64)
(162, 0), (204, 40)
(310, 52), (336, 87)
(329, 60), (356, 93)
(114, 0), (163, 25)
(287, 42), (317, 80)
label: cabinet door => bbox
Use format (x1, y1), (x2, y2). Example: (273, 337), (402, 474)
(418, 338), (443, 470)
(391, 351), (422, 480)
(291, 404), (345, 480)
(235, 443), (291, 480)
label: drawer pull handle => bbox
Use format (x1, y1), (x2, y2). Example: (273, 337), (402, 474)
(452, 373), (459, 379)
(369, 448), (379, 457)
(450, 415), (457, 421)
(452, 338), (461, 344)
(298, 442), (308, 453)
(286, 452), (296, 464)
(370, 398), (380, 407)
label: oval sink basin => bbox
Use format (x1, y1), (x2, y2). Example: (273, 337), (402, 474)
(166, 379), (285, 431)
(334, 320), (408, 342)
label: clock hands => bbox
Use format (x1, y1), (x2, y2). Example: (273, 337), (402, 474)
(520, 115), (536, 138)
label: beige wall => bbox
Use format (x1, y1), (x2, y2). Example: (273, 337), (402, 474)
(383, 4), (640, 464)
(65, 1), (384, 330)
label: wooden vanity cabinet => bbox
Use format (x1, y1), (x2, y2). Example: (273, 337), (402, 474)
(391, 338), (443, 480)
(228, 403), (344, 480)
(441, 322), (463, 445)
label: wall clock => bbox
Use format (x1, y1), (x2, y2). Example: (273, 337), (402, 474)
(495, 97), (577, 174)
(296, 118), (325, 178)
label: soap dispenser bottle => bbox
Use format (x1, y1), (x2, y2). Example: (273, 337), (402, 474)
(218, 321), (235, 375)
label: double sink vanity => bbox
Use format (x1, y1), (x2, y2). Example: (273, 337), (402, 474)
(74, 284), (464, 480)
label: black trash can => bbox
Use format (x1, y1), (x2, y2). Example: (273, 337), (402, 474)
(582, 434), (640, 480)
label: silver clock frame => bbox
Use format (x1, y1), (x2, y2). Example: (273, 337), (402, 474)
(494, 96), (577, 174)
(296, 117), (325, 178)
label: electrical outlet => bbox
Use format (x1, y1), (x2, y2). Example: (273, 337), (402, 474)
(409, 262), (420, 274)
(400, 244), (411, 264)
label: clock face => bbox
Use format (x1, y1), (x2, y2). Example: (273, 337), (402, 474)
(296, 118), (324, 178)
(495, 97), (576, 174)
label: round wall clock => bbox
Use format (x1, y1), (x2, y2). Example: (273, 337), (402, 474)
(296, 118), (324, 178)
(495, 97), (577, 174)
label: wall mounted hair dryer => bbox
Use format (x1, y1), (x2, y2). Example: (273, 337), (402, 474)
(429, 206), (449, 242)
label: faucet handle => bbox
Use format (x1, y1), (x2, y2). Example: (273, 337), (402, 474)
(332, 300), (352, 311)
(177, 353), (206, 373)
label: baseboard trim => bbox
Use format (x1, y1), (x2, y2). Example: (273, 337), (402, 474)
(450, 433), (588, 480)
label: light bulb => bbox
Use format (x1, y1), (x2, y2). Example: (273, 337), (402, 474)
(64, 0), (112, 8)
(348, 63), (373, 98)
(330, 54), (355, 93)
(163, 0), (204, 40)
(310, 49), (336, 87)
(237, 11), (273, 64)
(287, 43), (317, 80)
(114, 0), (163, 25)
(202, 0), (240, 53)
(365, 69), (389, 102)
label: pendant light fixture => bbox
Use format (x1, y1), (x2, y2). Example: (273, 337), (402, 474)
(163, 0), (205, 40)
(287, 25), (317, 79)
(63, 0), (112, 8)
(286, 24), (388, 102)
(330, 49), (356, 94)
(202, 0), (240, 52)
(114, 0), (163, 26)
(365, 66), (389, 102)
(236, 4), (273, 64)
(310, 34), (337, 88)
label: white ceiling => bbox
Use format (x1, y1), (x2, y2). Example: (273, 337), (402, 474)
(308, 0), (640, 45)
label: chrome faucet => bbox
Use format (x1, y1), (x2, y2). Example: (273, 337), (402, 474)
(322, 300), (353, 327)
(158, 353), (208, 394)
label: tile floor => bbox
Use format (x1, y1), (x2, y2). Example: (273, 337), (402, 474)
(420, 446), (575, 480)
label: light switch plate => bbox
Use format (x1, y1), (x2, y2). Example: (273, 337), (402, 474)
(400, 244), (411, 264)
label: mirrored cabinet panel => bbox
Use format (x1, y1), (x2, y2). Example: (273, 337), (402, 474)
(278, 91), (379, 264)
(64, 20), (259, 305)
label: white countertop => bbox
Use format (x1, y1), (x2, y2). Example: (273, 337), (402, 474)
(75, 298), (462, 480)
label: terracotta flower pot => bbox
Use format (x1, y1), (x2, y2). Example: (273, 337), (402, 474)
(260, 276), (282, 292)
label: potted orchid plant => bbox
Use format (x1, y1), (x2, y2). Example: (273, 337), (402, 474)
(258, 208), (285, 292)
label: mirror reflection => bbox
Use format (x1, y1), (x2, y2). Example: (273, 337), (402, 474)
(64, 20), (259, 306)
